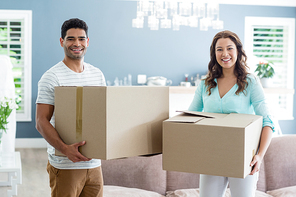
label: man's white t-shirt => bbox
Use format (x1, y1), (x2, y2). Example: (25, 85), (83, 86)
(36, 61), (106, 169)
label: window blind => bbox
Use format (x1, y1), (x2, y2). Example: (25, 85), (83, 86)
(245, 17), (295, 120)
(252, 26), (288, 88)
(0, 20), (25, 113)
(0, 10), (32, 121)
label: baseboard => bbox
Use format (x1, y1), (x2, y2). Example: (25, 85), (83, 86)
(15, 138), (47, 148)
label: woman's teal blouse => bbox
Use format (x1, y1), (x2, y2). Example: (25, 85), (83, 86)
(188, 74), (274, 131)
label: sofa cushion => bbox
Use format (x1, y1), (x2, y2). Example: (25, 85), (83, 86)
(257, 159), (267, 192)
(166, 188), (272, 197)
(101, 154), (166, 195)
(266, 186), (296, 197)
(263, 135), (296, 191)
(166, 171), (200, 191)
(166, 170), (267, 193)
(104, 186), (165, 197)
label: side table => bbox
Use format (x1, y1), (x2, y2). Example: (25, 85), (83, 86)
(0, 152), (22, 197)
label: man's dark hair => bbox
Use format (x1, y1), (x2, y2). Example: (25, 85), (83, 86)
(61, 18), (88, 39)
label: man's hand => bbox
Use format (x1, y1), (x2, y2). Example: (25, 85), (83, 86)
(36, 104), (91, 162)
(36, 104), (91, 163)
(63, 141), (91, 163)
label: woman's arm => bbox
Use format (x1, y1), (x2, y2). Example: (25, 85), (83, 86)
(250, 75), (275, 130)
(249, 126), (273, 175)
(248, 75), (274, 175)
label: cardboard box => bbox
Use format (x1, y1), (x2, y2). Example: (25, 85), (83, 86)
(163, 111), (263, 178)
(55, 86), (169, 160)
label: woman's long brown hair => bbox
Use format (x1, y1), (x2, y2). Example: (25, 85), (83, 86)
(205, 30), (249, 95)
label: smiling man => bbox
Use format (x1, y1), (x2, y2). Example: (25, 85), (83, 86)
(36, 18), (106, 197)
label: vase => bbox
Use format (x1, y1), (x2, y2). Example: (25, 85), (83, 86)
(0, 130), (3, 166)
(260, 78), (272, 88)
(0, 129), (3, 148)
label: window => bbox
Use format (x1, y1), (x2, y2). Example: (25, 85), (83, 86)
(0, 10), (32, 121)
(245, 17), (295, 120)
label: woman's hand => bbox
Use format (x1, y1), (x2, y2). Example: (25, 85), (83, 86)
(249, 126), (273, 175)
(250, 154), (263, 175)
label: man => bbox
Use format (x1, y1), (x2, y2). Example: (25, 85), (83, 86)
(36, 18), (105, 197)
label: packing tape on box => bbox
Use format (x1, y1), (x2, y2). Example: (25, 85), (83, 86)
(76, 87), (83, 143)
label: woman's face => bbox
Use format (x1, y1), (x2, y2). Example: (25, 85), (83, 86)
(215, 38), (238, 71)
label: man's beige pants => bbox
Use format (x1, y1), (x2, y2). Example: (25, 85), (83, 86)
(47, 161), (104, 197)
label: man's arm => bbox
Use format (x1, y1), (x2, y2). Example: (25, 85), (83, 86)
(35, 103), (90, 162)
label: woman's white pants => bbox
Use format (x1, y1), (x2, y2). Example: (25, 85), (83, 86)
(199, 173), (259, 197)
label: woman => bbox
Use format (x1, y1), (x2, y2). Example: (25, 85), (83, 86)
(188, 30), (274, 197)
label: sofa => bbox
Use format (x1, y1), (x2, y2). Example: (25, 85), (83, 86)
(101, 135), (296, 197)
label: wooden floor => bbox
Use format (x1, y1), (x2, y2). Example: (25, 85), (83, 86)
(0, 148), (50, 197)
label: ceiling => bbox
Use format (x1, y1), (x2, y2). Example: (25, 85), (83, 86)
(124, 0), (296, 7)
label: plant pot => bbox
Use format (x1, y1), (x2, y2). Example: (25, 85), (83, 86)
(260, 78), (272, 88)
(0, 130), (3, 166)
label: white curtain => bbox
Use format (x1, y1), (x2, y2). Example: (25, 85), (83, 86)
(0, 55), (16, 153)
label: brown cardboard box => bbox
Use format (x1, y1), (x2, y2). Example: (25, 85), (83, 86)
(55, 86), (169, 160)
(163, 111), (263, 178)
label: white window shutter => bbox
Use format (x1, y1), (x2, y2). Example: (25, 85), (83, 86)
(245, 17), (295, 120)
(0, 10), (32, 121)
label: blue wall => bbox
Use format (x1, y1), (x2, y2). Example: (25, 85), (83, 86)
(1, 0), (296, 137)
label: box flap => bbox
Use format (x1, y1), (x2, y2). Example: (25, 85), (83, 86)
(198, 113), (262, 128)
(176, 110), (226, 119)
(170, 111), (262, 128)
(227, 113), (262, 127)
(165, 114), (205, 123)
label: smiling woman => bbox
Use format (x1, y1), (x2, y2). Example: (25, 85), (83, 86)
(188, 30), (274, 197)
(215, 38), (237, 71)
(214, 38), (239, 98)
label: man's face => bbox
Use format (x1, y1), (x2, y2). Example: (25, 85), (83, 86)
(60, 28), (89, 60)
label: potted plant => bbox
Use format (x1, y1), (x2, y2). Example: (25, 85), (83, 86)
(0, 97), (18, 149)
(255, 61), (275, 88)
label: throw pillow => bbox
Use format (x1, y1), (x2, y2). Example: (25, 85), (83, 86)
(104, 185), (165, 197)
(166, 188), (199, 197)
(166, 188), (272, 197)
(266, 186), (296, 197)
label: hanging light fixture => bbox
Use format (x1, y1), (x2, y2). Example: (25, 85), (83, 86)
(132, 1), (224, 31)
